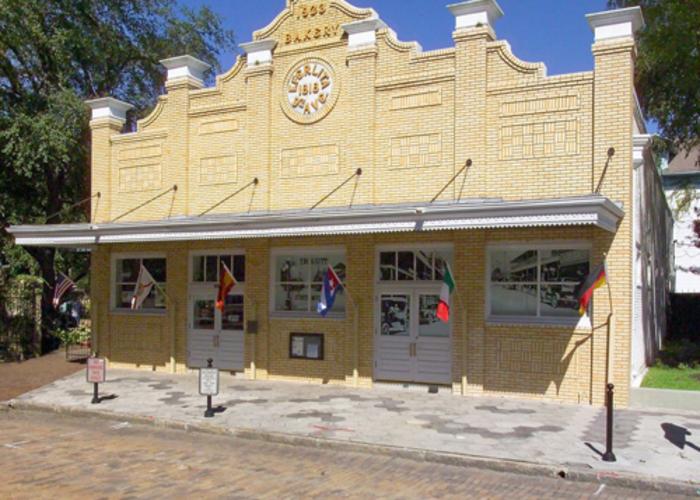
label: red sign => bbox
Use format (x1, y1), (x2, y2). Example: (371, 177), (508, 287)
(86, 357), (106, 384)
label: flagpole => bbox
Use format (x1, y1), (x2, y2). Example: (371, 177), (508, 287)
(446, 263), (468, 396)
(141, 273), (177, 374)
(603, 254), (614, 387)
(338, 278), (360, 388)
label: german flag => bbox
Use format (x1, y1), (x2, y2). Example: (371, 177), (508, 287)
(216, 262), (237, 311)
(576, 263), (607, 316)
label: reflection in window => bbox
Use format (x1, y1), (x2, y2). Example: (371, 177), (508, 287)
(114, 257), (167, 310)
(273, 252), (345, 314)
(488, 248), (589, 319)
(380, 294), (410, 336)
(192, 254), (245, 284)
(379, 250), (452, 282)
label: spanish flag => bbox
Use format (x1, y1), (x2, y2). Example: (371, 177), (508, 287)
(576, 263), (607, 316)
(216, 262), (237, 311)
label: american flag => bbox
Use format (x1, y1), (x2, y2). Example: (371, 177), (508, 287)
(52, 272), (76, 309)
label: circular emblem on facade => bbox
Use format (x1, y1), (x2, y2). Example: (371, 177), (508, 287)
(281, 58), (338, 124)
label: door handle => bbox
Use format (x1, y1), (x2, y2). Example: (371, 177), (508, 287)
(213, 335), (220, 348)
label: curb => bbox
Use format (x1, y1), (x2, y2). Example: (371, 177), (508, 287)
(5, 399), (699, 496)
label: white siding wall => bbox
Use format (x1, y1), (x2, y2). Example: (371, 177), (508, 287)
(631, 142), (674, 387)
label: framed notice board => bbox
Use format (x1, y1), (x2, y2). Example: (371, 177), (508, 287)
(289, 333), (324, 360)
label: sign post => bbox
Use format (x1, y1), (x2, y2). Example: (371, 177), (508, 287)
(86, 356), (106, 404)
(199, 358), (219, 418)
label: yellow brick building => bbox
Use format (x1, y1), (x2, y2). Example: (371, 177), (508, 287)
(9, 0), (673, 406)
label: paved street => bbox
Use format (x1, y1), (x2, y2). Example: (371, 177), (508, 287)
(0, 409), (691, 499)
(13, 369), (700, 488)
(0, 350), (83, 402)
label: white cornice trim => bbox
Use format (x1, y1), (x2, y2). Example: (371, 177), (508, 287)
(240, 40), (278, 67)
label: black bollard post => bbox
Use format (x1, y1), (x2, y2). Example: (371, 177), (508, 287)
(602, 383), (616, 462)
(92, 382), (100, 404)
(204, 358), (215, 418)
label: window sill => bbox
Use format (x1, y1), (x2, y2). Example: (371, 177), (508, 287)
(110, 309), (167, 317)
(270, 312), (346, 321)
(486, 315), (592, 330)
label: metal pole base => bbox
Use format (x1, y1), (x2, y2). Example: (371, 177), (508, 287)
(91, 383), (100, 404)
(204, 394), (214, 418)
(602, 452), (616, 462)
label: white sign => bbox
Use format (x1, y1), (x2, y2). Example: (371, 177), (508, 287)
(86, 357), (106, 384)
(199, 367), (219, 396)
(283, 59), (337, 123)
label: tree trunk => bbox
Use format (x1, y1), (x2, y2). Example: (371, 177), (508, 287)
(25, 246), (57, 350)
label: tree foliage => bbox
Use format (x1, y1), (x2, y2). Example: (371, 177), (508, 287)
(0, 0), (235, 325)
(608, 0), (700, 154)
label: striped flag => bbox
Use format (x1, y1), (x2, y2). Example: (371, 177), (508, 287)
(436, 263), (455, 323)
(52, 272), (76, 309)
(131, 264), (157, 310)
(576, 263), (608, 316)
(216, 262), (237, 311)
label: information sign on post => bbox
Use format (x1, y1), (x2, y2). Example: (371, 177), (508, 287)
(199, 358), (219, 418)
(86, 357), (106, 404)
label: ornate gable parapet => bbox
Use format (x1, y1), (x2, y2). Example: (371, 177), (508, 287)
(252, 0), (375, 53)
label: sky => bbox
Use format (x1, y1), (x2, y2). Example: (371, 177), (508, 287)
(182, 0), (610, 75)
(180, 0), (655, 131)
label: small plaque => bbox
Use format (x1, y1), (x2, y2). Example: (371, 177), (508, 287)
(86, 357), (106, 384)
(289, 333), (324, 360)
(199, 367), (219, 396)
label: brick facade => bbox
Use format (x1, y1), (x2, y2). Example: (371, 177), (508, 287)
(84, 1), (652, 406)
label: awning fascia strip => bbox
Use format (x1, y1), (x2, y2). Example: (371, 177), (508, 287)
(8, 195), (624, 247)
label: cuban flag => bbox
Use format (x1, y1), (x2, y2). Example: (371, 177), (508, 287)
(317, 265), (342, 317)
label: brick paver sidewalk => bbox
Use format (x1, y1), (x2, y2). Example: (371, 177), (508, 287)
(9, 369), (700, 492)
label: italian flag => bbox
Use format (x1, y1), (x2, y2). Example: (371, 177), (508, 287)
(436, 263), (455, 323)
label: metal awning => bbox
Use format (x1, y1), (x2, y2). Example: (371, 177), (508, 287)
(7, 195), (623, 247)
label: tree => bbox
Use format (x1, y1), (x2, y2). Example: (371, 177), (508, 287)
(0, 0), (235, 334)
(608, 0), (700, 156)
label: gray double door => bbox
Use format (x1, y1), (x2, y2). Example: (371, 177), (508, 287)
(374, 286), (452, 384)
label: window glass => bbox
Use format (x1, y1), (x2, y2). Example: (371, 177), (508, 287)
(418, 294), (449, 337)
(540, 285), (579, 317)
(191, 255), (245, 283)
(273, 252), (345, 314)
(380, 294), (410, 336)
(488, 248), (589, 320)
(416, 251), (433, 280)
(205, 255), (217, 282)
(397, 251), (415, 280)
(380, 252), (396, 281)
(233, 255), (246, 282)
(540, 249), (589, 283)
(193, 299), (215, 330)
(221, 295), (244, 330)
(114, 257), (166, 311)
(490, 250), (537, 282)
(193, 256), (205, 282)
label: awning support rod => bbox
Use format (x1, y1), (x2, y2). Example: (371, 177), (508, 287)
(310, 168), (362, 211)
(110, 185), (177, 223)
(199, 177), (259, 217)
(431, 159), (471, 203)
(44, 192), (101, 223)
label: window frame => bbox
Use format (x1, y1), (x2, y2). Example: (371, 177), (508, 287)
(269, 246), (346, 319)
(188, 249), (246, 286)
(485, 242), (593, 327)
(110, 252), (167, 315)
(375, 243), (454, 285)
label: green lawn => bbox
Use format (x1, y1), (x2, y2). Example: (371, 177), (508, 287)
(642, 365), (700, 391)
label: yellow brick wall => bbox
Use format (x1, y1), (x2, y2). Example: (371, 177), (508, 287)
(88, 0), (639, 406)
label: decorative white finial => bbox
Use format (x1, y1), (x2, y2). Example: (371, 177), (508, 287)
(239, 40), (277, 67)
(587, 7), (645, 42)
(447, 0), (503, 30)
(159, 55), (211, 87)
(85, 97), (134, 122)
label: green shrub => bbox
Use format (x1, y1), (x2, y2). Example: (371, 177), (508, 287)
(55, 324), (91, 346)
(658, 339), (700, 368)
